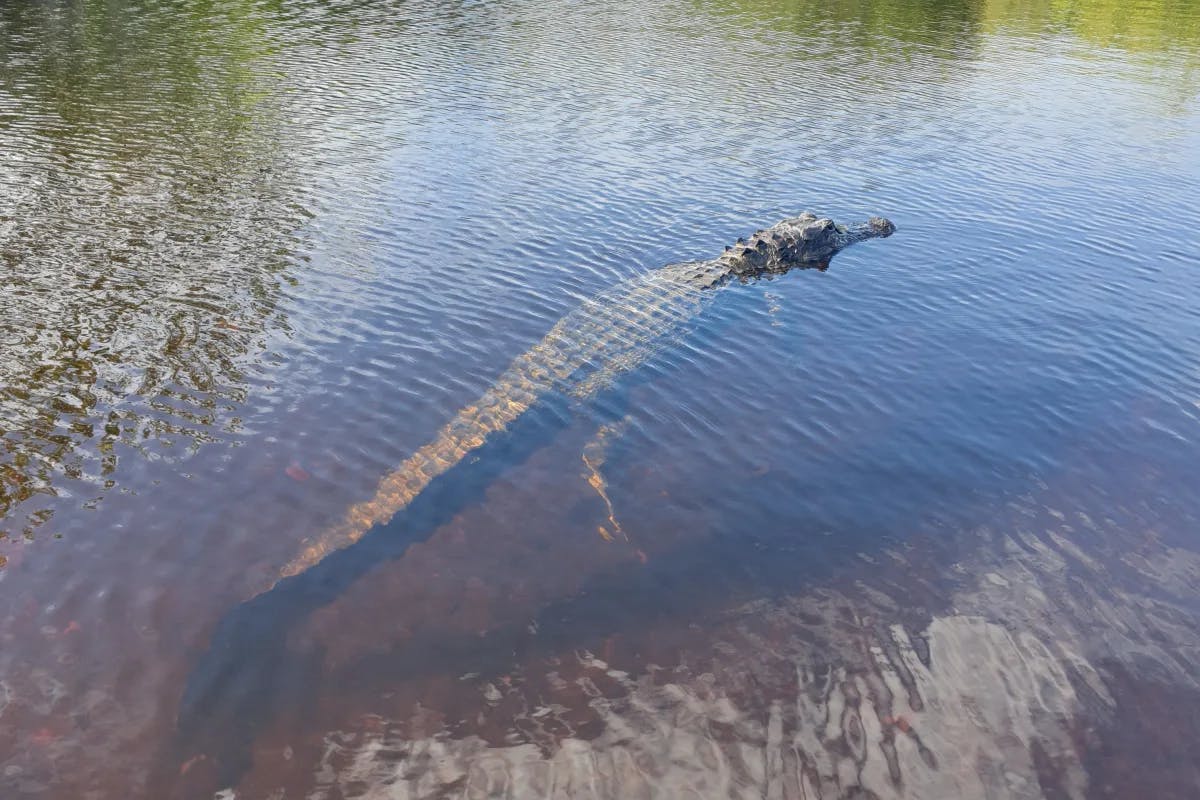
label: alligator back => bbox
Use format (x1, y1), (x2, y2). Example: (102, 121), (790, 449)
(267, 210), (896, 589)
(271, 258), (723, 586)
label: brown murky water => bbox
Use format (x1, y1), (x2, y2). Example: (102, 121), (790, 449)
(2, 0), (1200, 797)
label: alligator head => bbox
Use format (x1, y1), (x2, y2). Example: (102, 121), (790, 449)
(720, 211), (895, 279)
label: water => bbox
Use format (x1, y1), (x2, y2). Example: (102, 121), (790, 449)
(1, 0), (1199, 797)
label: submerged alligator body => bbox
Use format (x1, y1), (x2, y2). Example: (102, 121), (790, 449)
(272, 212), (896, 587)
(165, 212), (895, 792)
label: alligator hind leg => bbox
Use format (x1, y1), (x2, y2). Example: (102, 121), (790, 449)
(581, 414), (633, 542)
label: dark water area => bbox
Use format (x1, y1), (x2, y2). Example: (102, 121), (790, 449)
(3, 0), (1200, 797)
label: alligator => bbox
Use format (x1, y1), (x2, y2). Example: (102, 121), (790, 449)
(269, 212), (895, 590)
(162, 212), (895, 794)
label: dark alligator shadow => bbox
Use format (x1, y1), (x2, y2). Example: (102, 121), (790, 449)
(156, 391), (585, 796)
(156, 363), (917, 795)
(158, 401), (950, 798)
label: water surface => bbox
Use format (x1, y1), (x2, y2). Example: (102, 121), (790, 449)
(2, 0), (1200, 797)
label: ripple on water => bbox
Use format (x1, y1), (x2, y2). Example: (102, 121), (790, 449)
(2, 0), (1200, 798)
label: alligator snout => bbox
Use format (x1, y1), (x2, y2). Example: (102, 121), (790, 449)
(868, 217), (897, 237)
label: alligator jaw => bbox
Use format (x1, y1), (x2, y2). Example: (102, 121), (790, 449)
(835, 216), (897, 247)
